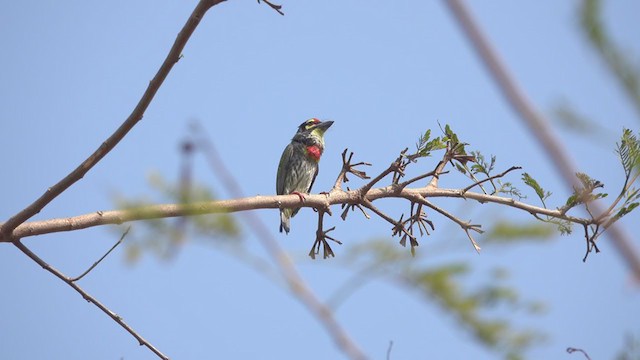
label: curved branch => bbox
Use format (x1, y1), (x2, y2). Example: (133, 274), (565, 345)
(0, 0), (226, 239)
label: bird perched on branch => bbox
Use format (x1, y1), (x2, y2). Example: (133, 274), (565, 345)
(276, 118), (334, 234)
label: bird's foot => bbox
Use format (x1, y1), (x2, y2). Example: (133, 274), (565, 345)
(291, 191), (306, 202)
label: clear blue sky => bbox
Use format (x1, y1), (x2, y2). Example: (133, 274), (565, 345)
(1, 1), (639, 359)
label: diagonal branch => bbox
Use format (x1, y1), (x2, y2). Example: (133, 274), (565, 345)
(257, 0), (285, 15)
(444, 0), (640, 279)
(413, 196), (483, 252)
(13, 240), (169, 360)
(70, 226), (130, 282)
(0, 0), (226, 240)
(461, 165), (522, 194)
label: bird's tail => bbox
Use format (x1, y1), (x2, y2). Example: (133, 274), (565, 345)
(279, 208), (291, 234)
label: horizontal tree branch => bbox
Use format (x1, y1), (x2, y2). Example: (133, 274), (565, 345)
(2, 185), (590, 243)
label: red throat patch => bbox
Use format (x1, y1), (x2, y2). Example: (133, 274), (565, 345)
(306, 145), (322, 161)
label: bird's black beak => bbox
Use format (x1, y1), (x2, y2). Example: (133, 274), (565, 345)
(315, 120), (334, 131)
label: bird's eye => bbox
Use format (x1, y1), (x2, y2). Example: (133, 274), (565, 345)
(305, 118), (320, 129)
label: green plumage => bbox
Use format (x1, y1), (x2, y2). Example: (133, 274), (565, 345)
(276, 118), (334, 234)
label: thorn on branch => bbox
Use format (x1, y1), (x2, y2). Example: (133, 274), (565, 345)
(414, 197), (483, 253)
(464, 226), (482, 253)
(340, 202), (370, 221)
(405, 202), (434, 237)
(392, 150), (410, 184)
(392, 214), (420, 256)
(257, 0), (284, 15)
(342, 149), (372, 182)
(309, 210), (342, 259)
(334, 149), (371, 190)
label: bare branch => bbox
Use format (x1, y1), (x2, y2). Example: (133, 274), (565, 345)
(5, 186), (597, 243)
(566, 346), (592, 360)
(13, 240), (169, 360)
(461, 166), (522, 194)
(257, 0), (285, 15)
(399, 169), (442, 189)
(70, 226), (131, 282)
(361, 199), (399, 228)
(310, 210), (342, 259)
(414, 196), (483, 252)
(427, 156), (452, 189)
(359, 161), (397, 196)
(581, 223), (601, 263)
(0, 0), (226, 240)
(361, 199), (419, 254)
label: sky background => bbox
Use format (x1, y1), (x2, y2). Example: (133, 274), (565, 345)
(1, 1), (639, 359)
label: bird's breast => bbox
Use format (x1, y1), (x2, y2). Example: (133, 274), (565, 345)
(305, 145), (322, 161)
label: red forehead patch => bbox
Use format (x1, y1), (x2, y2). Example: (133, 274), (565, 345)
(310, 118), (320, 124)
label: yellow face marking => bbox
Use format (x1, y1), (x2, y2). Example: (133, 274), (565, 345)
(305, 118), (321, 130)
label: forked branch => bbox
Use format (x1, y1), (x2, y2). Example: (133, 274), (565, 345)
(13, 240), (168, 359)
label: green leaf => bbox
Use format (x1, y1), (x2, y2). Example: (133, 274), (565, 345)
(486, 221), (555, 243)
(617, 128), (640, 176)
(522, 173), (551, 207)
(616, 202), (639, 220)
(561, 172), (606, 213)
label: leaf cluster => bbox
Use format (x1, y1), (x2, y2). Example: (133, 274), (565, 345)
(342, 241), (545, 359)
(115, 172), (240, 262)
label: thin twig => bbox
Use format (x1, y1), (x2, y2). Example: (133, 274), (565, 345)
(13, 240), (169, 360)
(414, 196), (483, 252)
(427, 157), (452, 189)
(257, 0), (285, 15)
(359, 165), (396, 196)
(597, 171), (640, 223)
(0, 0), (226, 242)
(361, 199), (419, 252)
(461, 166), (522, 194)
(399, 169), (441, 189)
(566, 347), (592, 360)
(362, 199), (400, 228)
(70, 226), (131, 282)
(444, 0), (640, 279)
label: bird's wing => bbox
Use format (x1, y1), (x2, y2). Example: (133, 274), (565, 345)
(307, 164), (319, 194)
(276, 143), (294, 195)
